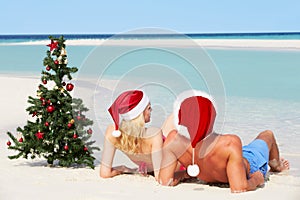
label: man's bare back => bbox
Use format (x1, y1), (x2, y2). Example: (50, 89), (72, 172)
(161, 131), (246, 183)
(159, 129), (289, 192)
(194, 133), (242, 183)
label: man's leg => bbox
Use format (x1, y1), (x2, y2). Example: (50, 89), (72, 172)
(255, 130), (289, 172)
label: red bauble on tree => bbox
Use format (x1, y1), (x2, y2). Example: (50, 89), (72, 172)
(66, 83), (74, 91)
(42, 79), (47, 84)
(18, 138), (23, 143)
(46, 66), (51, 71)
(32, 111), (37, 117)
(73, 134), (78, 139)
(64, 145), (69, 151)
(83, 147), (88, 151)
(67, 123), (72, 128)
(47, 105), (55, 113)
(87, 128), (93, 134)
(54, 60), (59, 65)
(45, 122), (49, 127)
(7, 141), (11, 146)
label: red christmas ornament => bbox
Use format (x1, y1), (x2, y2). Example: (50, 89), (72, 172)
(47, 105), (55, 113)
(32, 111), (37, 117)
(7, 141), (11, 146)
(73, 134), (78, 139)
(47, 40), (58, 51)
(54, 60), (59, 65)
(87, 128), (93, 134)
(64, 145), (69, 151)
(47, 99), (51, 104)
(42, 101), (46, 106)
(42, 79), (47, 84)
(35, 131), (44, 140)
(66, 83), (74, 91)
(18, 138), (23, 143)
(45, 122), (49, 127)
(40, 97), (45, 101)
(76, 115), (81, 120)
(83, 147), (88, 151)
(46, 66), (51, 71)
(67, 123), (72, 128)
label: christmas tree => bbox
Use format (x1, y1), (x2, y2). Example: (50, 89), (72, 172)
(6, 36), (99, 169)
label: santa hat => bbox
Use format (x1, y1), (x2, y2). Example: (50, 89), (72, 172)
(173, 90), (216, 177)
(108, 90), (150, 137)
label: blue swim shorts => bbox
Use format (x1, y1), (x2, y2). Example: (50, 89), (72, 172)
(242, 139), (269, 177)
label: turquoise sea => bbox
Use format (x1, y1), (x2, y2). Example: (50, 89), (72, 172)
(1, 33), (300, 101)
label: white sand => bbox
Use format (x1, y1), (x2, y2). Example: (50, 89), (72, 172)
(2, 38), (300, 50)
(0, 74), (300, 200)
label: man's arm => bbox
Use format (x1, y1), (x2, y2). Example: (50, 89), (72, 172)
(159, 148), (181, 186)
(247, 171), (265, 190)
(151, 128), (163, 181)
(226, 135), (264, 192)
(159, 130), (190, 186)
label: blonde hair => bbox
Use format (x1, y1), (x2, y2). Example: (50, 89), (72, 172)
(114, 113), (145, 154)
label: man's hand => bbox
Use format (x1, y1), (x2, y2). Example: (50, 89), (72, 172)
(249, 171), (265, 187)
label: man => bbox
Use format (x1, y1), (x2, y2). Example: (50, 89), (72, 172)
(159, 91), (289, 192)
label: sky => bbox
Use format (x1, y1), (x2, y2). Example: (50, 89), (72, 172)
(1, 0), (300, 34)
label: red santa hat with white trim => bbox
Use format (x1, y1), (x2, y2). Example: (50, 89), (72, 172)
(108, 90), (150, 137)
(173, 90), (217, 177)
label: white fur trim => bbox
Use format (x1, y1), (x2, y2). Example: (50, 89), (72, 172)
(120, 92), (149, 121)
(173, 90), (216, 131)
(112, 130), (121, 137)
(187, 164), (200, 177)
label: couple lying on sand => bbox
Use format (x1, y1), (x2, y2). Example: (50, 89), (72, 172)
(100, 90), (289, 193)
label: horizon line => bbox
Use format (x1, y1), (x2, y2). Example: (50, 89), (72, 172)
(1, 31), (300, 36)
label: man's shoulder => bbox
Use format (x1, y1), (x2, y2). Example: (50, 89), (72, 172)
(219, 134), (241, 144)
(213, 134), (242, 154)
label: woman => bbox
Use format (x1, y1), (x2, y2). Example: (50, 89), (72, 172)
(100, 90), (163, 181)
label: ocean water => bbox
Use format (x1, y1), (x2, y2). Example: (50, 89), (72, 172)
(0, 33), (300, 176)
(1, 32), (300, 42)
(0, 33), (300, 101)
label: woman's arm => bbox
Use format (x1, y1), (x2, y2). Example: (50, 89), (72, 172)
(100, 125), (121, 178)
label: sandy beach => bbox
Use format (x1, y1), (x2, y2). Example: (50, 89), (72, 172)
(0, 73), (299, 200)
(2, 38), (300, 50)
(1, 0), (300, 197)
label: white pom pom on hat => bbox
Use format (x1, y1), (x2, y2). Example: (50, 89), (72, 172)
(112, 130), (121, 137)
(173, 90), (217, 177)
(108, 90), (150, 137)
